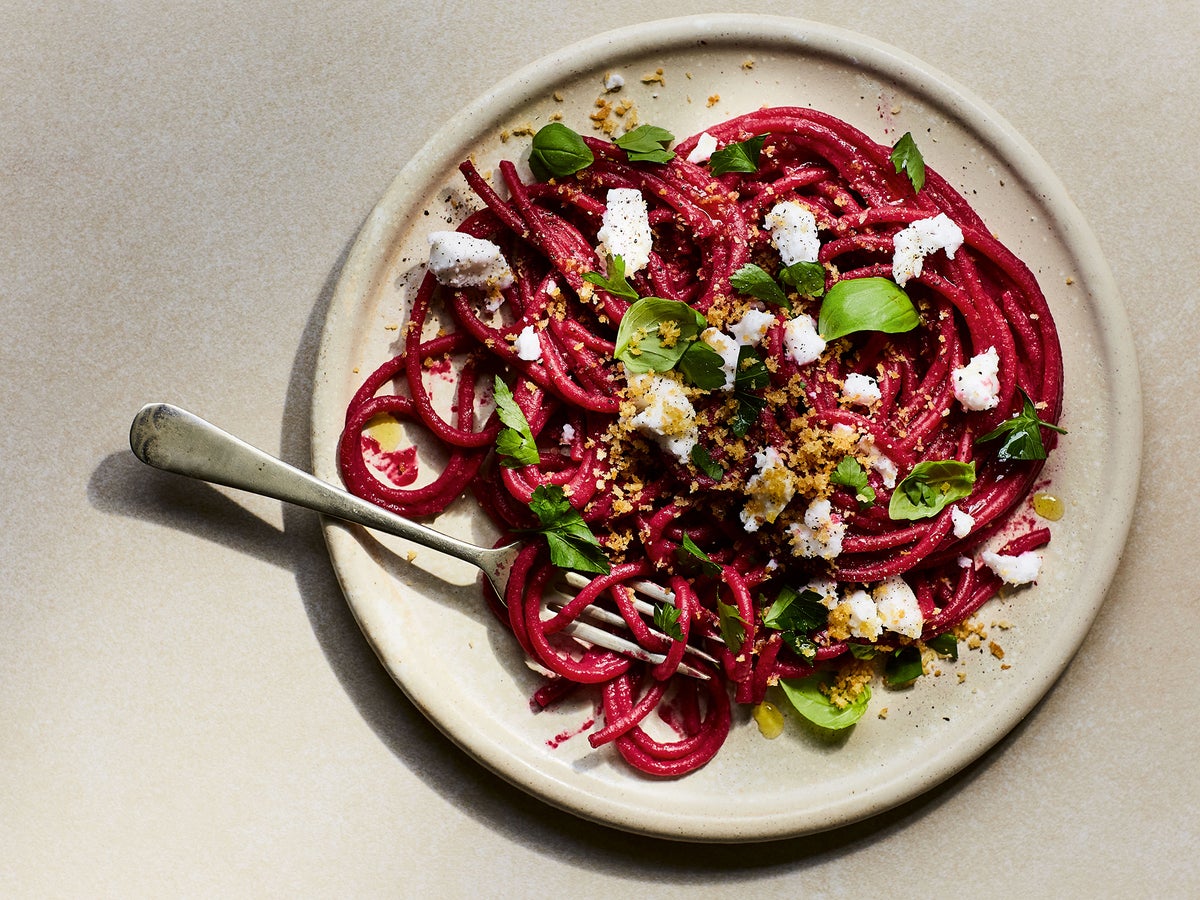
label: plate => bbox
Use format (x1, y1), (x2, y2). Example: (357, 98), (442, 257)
(310, 15), (1140, 841)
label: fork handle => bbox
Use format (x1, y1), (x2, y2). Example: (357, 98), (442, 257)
(129, 402), (491, 568)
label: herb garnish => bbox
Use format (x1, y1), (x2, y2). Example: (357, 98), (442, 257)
(678, 534), (722, 576)
(583, 252), (639, 301)
(528, 123), (594, 180)
(884, 645), (924, 687)
(527, 484), (610, 574)
(779, 675), (871, 730)
(613, 124), (675, 164)
(708, 134), (767, 176)
(717, 600), (747, 650)
(689, 445), (726, 482)
(818, 277), (919, 340)
(889, 132), (926, 193)
(889, 460), (976, 520)
(779, 260), (827, 297)
(730, 263), (791, 310)
(613, 297), (706, 374)
(977, 387), (1067, 461)
(652, 602), (685, 641)
(829, 456), (876, 506)
(492, 376), (539, 467)
(730, 346), (770, 437)
(762, 586), (826, 663)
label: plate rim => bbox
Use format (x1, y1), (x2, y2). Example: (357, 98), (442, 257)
(310, 13), (1142, 841)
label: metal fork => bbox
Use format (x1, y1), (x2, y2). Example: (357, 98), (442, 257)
(128, 403), (712, 678)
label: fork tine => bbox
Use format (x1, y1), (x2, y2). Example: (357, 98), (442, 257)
(555, 619), (711, 680)
(547, 600), (721, 666)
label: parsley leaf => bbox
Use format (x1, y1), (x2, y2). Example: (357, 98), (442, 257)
(730, 391), (766, 438)
(889, 460), (976, 521)
(779, 260), (826, 297)
(889, 131), (926, 193)
(527, 484), (610, 574)
(779, 675), (871, 730)
(614, 124), (675, 164)
(762, 586), (827, 633)
(492, 376), (540, 467)
(708, 134), (767, 176)
(677, 339), (727, 389)
(689, 444), (725, 482)
(829, 456), (876, 505)
(582, 253), (639, 301)
(729, 347), (769, 438)
(884, 645), (924, 687)
(528, 123), (594, 180)
(730, 263), (791, 309)
(678, 534), (722, 576)
(653, 602), (685, 641)
(977, 387), (1067, 461)
(717, 600), (747, 650)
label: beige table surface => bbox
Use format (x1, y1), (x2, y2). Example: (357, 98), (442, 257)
(3, 1), (1196, 896)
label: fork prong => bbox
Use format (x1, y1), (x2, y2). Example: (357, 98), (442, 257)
(547, 600), (721, 666)
(563, 571), (667, 617)
(557, 619), (710, 680)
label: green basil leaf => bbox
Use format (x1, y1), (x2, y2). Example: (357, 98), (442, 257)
(528, 122), (594, 180)
(492, 376), (540, 467)
(762, 586), (827, 633)
(614, 124), (676, 164)
(829, 456), (876, 506)
(689, 444), (725, 482)
(889, 460), (976, 521)
(708, 134), (767, 176)
(582, 253), (639, 301)
(733, 346), (769, 390)
(779, 674), (871, 730)
(848, 643), (878, 660)
(889, 132), (926, 193)
(730, 263), (791, 309)
(779, 260), (826, 297)
(977, 387), (1068, 462)
(675, 340), (725, 390)
(613, 297), (707, 374)
(652, 602), (685, 641)
(926, 633), (958, 660)
(782, 631), (818, 663)
(818, 277), (919, 340)
(884, 645), (924, 687)
(717, 600), (746, 651)
(678, 533), (722, 576)
(527, 484), (610, 574)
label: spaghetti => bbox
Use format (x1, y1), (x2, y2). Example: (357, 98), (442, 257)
(338, 107), (1064, 776)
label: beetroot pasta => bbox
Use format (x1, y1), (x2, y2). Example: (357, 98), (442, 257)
(338, 106), (1065, 777)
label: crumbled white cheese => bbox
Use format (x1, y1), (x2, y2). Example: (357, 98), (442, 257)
(427, 231), (514, 289)
(874, 576), (923, 639)
(841, 372), (882, 408)
(952, 347), (1001, 411)
(686, 132), (718, 164)
(951, 506), (975, 539)
(597, 188), (652, 273)
(763, 200), (820, 266)
(560, 423), (576, 445)
(957, 556), (973, 568)
(806, 577), (840, 610)
(514, 324), (541, 361)
(855, 432), (897, 489)
(844, 589), (882, 641)
(603, 72), (625, 91)
(740, 447), (796, 532)
(783, 314), (825, 366)
(787, 498), (846, 559)
(622, 372), (697, 463)
(728, 308), (777, 346)
(892, 213), (964, 286)
(701, 327), (740, 391)
(981, 550), (1042, 585)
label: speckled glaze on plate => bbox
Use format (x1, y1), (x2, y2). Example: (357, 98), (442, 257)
(310, 15), (1140, 841)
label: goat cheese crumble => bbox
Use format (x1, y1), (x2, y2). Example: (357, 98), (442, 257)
(700, 327), (740, 391)
(514, 324), (541, 361)
(952, 347), (1002, 411)
(787, 498), (846, 560)
(622, 372), (697, 464)
(686, 132), (718, 164)
(892, 213), (964, 286)
(428, 231), (514, 289)
(783, 314), (826, 366)
(981, 549), (1042, 585)
(597, 188), (652, 274)
(728, 308), (777, 346)
(841, 372), (882, 408)
(740, 447), (797, 532)
(763, 200), (820, 266)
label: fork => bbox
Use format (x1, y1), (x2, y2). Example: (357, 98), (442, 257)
(128, 403), (712, 678)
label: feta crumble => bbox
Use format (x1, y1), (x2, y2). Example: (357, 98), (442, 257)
(603, 72), (625, 91)
(740, 447), (796, 532)
(783, 314), (825, 366)
(874, 576), (924, 639)
(622, 372), (697, 463)
(892, 213), (964, 286)
(701, 327), (740, 391)
(841, 372), (882, 408)
(844, 589), (883, 641)
(952, 347), (1001, 411)
(513, 324), (541, 361)
(427, 231), (514, 289)
(560, 423), (576, 445)
(763, 201), (820, 266)
(787, 498), (846, 559)
(981, 549), (1042, 585)
(951, 506), (975, 539)
(686, 132), (718, 164)
(805, 577), (840, 609)
(854, 431), (897, 488)
(728, 308), (776, 346)
(597, 188), (652, 274)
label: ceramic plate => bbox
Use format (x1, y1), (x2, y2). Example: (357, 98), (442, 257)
(310, 15), (1140, 841)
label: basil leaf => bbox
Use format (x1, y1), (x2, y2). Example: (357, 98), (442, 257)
(780, 260), (826, 297)
(613, 297), (706, 374)
(927, 633), (958, 660)
(762, 586), (826, 633)
(730, 263), (791, 309)
(653, 602), (685, 641)
(708, 134), (767, 176)
(492, 376), (540, 468)
(890, 132), (926, 193)
(677, 340), (727, 390)
(678, 533), (722, 576)
(848, 643), (878, 660)
(818, 277), (919, 340)
(782, 631), (818, 663)
(977, 387), (1068, 462)
(582, 253), (639, 301)
(889, 460), (976, 521)
(529, 122), (594, 180)
(614, 124), (676, 164)
(829, 456), (876, 505)
(717, 600), (746, 651)
(733, 346), (769, 390)
(884, 645), (924, 687)
(527, 484), (610, 574)
(689, 444), (725, 481)
(779, 674), (871, 730)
